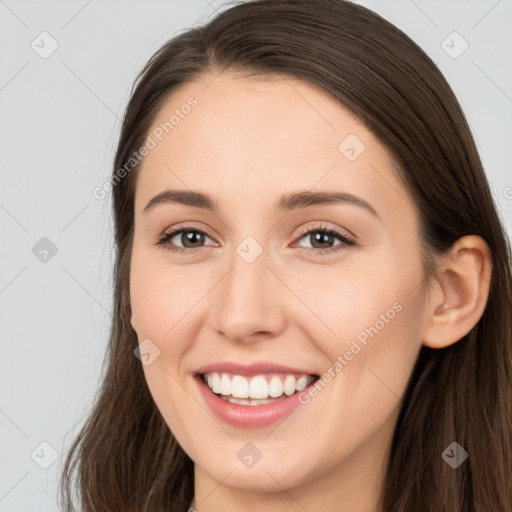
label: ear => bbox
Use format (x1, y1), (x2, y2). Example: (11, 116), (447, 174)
(422, 235), (492, 349)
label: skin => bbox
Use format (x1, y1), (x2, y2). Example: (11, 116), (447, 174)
(129, 71), (492, 512)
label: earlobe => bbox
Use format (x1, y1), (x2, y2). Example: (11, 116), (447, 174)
(422, 235), (492, 349)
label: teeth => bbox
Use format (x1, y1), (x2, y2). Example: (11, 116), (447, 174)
(283, 375), (296, 396)
(232, 375), (249, 398)
(295, 374), (308, 391)
(211, 372), (222, 394)
(203, 372), (316, 400)
(221, 374), (231, 396)
(249, 375), (268, 399)
(223, 396), (277, 406)
(268, 376), (283, 397)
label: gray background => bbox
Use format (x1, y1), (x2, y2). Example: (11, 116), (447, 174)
(1, 0), (511, 510)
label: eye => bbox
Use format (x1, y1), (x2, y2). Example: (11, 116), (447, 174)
(156, 223), (356, 256)
(156, 227), (216, 254)
(293, 223), (356, 256)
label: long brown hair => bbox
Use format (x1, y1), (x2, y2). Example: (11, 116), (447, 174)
(59, 1), (512, 510)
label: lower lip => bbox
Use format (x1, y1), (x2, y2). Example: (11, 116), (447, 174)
(194, 375), (314, 428)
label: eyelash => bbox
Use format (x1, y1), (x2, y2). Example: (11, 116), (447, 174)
(156, 223), (356, 257)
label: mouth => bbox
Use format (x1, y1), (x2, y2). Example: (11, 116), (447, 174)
(200, 371), (319, 406)
(193, 367), (320, 428)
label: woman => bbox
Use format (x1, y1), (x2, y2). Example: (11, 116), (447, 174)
(59, 1), (512, 511)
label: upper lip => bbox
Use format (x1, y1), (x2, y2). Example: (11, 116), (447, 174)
(195, 361), (319, 377)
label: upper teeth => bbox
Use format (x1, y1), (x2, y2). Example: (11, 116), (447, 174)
(204, 372), (315, 399)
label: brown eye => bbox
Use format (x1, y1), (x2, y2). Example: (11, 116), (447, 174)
(178, 230), (206, 248)
(295, 225), (355, 256)
(156, 224), (355, 256)
(157, 227), (215, 253)
(305, 231), (338, 249)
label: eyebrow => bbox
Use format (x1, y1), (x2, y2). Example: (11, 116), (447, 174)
(143, 189), (379, 218)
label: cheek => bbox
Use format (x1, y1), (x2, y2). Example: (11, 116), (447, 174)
(130, 256), (200, 439)
(294, 261), (419, 354)
(130, 249), (197, 351)
(293, 251), (424, 406)
(285, 274), (423, 472)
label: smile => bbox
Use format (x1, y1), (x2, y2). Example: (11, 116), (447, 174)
(193, 363), (320, 428)
(202, 372), (316, 405)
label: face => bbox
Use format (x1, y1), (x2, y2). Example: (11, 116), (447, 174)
(129, 72), (429, 494)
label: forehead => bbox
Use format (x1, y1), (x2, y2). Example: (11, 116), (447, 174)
(134, 72), (412, 225)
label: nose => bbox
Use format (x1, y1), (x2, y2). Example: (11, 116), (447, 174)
(209, 247), (287, 344)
